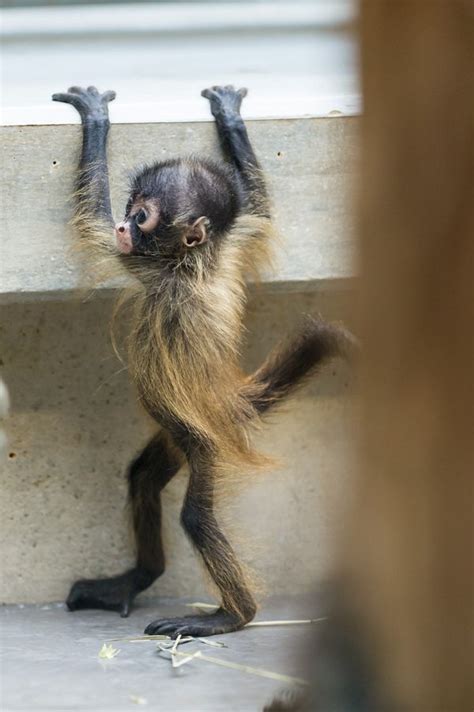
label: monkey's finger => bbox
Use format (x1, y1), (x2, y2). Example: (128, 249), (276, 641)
(52, 92), (82, 106)
(65, 589), (81, 610)
(237, 88), (248, 98)
(87, 85), (100, 95)
(67, 86), (85, 94)
(101, 90), (117, 103)
(120, 599), (131, 618)
(201, 88), (215, 99)
(145, 622), (177, 636)
(144, 619), (175, 635)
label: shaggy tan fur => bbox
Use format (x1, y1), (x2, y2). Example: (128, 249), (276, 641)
(127, 213), (276, 470)
(71, 165), (276, 470)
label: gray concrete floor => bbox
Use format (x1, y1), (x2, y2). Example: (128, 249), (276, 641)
(1, 596), (315, 712)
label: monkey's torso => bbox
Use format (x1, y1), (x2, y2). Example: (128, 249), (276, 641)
(128, 213), (273, 464)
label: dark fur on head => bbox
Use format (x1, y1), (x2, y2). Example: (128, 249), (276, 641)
(125, 157), (243, 262)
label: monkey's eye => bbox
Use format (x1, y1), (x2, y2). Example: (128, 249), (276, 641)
(136, 209), (147, 226)
(134, 204), (160, 233)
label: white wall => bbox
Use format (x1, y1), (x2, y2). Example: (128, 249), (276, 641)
(1, 1), (359, 125)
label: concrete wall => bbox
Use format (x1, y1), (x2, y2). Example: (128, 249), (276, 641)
(1, 117), (357, 301)
(0, 288), (356, 605)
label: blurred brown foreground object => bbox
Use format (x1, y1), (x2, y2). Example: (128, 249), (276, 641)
(347, 0), (474, 709)
(267, 2), (473, 710)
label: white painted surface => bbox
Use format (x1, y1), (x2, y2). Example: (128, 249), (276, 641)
(1, 1), (359, 125)
(2, 1), (355, 35)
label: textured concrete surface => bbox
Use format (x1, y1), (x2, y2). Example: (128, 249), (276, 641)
(0, 117), (357, 301)
(1, 595), (316, 712)
(0, 290), (357, 605)
(0, 379), (9, 454)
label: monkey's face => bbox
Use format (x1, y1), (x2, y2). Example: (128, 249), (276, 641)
(115, 196), (160, 255)
(114, 194), (208, 259)
(114, 159), (241, 262)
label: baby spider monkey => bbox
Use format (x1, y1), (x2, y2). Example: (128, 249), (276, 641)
(52, 84), (355, 638)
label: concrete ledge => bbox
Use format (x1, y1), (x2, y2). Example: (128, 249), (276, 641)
(1, 116), (357, 303)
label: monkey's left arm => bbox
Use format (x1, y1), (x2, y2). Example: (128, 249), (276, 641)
(52, 86), (117, 251)
(202, 85), (270, 218)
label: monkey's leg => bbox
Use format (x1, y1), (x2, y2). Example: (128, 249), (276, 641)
(144, 449), (256, 637)
(52, 85), (116, 248)
(201, 84), (269, 216)
(67, 432), (183, 618)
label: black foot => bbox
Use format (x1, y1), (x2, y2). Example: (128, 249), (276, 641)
(66, 567), (154, 618)
(144, 609), (244, 638)
(201, 84), (248, 119)
(52, 85), (116, 122)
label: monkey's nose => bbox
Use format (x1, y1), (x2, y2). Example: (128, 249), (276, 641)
(114, 222), (133, 254)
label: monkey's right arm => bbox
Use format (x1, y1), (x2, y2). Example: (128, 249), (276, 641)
(202, 85), (270, 218)
(52, 86), (117, 253)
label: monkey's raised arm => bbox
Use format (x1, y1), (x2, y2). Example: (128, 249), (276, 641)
(52, 86), (117, 254)
(202, 85), (270, 218)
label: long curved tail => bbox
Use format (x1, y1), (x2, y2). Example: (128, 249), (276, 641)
(246, 316), (357, 416)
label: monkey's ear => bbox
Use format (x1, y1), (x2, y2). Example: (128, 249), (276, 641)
(182, 216), (209, 248)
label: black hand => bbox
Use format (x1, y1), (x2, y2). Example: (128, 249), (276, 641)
(52, 85), (116, 219)
(52, 85), (116, 123)
(201, 85), (248, 120)
(144, 609), (244, 638)
(66, 567), (154, 618)
(201, 84), (268, 216)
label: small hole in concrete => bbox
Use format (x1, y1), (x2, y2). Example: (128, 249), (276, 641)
(8, 452), (16, 459)
(277, 151), (282, 157)
(52, 160), (58, 166)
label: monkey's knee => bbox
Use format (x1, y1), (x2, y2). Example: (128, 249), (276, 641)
(127, 457), (151, 499)
(180, 499), (208, 548)
(128, 433), (182, 498)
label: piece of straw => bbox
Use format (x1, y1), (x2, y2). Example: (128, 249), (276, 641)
(245, 617), (327, 627)
(164, 648), (308, 686)
(185, 604), (326, 628)
(171, 650), (203, 669)
(186, 602), (218, 611)
(106, 616), (326, 644)
(107, 634), (171, 643)
(129, 695), (147, 705)
(170, 634), (182, 668)
(156, 640), (200, 668)
(158, 637), (194, 649)
(197, 637), (226, 648)
(98, 643), (120, 659)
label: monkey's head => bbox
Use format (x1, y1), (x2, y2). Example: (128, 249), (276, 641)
(114, 158), (241, 264)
